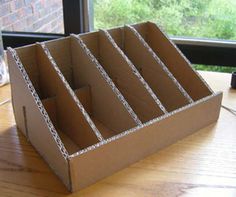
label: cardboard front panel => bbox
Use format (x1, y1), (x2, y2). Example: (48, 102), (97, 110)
(108, 26), (192, 112)
(80, 31), (165, 123)
(132, 22), (212, 100)
(7, 49), (71, 190)
(69, 92), (222, 191)
(45, 37), (138, 138)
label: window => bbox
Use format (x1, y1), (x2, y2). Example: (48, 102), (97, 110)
(92, 0), (236, 72)
(93, 0), (236, 41)
(1, 0), (235, 71)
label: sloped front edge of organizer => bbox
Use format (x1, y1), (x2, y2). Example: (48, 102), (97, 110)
(7, 49), (71, 190)
(69, 92), (222, 192)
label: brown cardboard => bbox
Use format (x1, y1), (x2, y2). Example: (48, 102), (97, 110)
(38, 44), (100, 149)
(132, 22), (212, 100)
(74, 86), (92, 115)
(69, 92), (222, 191)
(7, 22), (222, 193)
(107, 26), (192, 112)
(79, 31), (166, 123)
(44, 37), (138, 136)
(7, 48), (71, 189)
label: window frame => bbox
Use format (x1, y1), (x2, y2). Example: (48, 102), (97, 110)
(2, 0), (236, 68)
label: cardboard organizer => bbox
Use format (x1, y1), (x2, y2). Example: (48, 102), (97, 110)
(7, 22), (222, 192)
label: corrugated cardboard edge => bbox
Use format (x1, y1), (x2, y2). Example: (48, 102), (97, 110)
(125, 25), (193, 103)
(147, 21), (213, 93)
(7, 48), (71, 190)
(71, 34), (142, 125)
(68, 91), (222, 191)
(142, 21), (213, 97)
(99, 29), (168, 114)
(106, 26), (190, 111)
(39, 42), (104, 142)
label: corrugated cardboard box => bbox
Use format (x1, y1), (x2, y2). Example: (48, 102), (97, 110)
(7, 22), (222, 192)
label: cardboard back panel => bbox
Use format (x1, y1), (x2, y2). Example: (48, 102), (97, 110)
(132, 22), (212, 100)
(80, 31), (166, 123)
(7, 48), (71, 189)
(108, 26), (193, 112)
(69, 92), (222, 191)
(45, 37), (138, 138)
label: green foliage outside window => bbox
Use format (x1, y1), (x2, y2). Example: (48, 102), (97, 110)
(94, 0), (236, 73)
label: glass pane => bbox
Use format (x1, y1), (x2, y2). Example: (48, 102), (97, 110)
(93, 0), (236, 40)
(0, 0), (64, 34)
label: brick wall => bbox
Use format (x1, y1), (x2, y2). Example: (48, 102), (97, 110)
(0, 0), (64, 33)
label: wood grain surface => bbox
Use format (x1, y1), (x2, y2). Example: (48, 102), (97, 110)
(0, 71), (235, 197)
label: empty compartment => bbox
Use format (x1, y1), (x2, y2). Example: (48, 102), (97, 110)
(107, 26), (193, 112)
(15, 44), (103, 154)
(79, 31), (166, 123)
(44, 37), (138, 139)
(131, 22), (212, 101)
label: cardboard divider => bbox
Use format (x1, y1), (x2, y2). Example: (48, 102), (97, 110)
(131, 22), (212, 101)
(107, 26), (193, 112)
(79, 31), (166, 123)
(15, 44), (102, 153)
(44, 37), (138, 139)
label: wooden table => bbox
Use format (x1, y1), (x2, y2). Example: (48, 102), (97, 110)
(0, 71), (235, 197)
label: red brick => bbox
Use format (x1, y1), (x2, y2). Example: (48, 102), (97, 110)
(1, 0), (64, 33)
(0, 2), (10, 17)
(2, 11), (18, 26)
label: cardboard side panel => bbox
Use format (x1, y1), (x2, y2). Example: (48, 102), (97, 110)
(7, 50), (71, 190)
(80, 31), (165, 123)
(69, 92), (222, 191)
(70, 36), (138, 134)
(36, 45), (100, 149)
(109, 26), (191, 112)
(132, 22), (212, 100)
